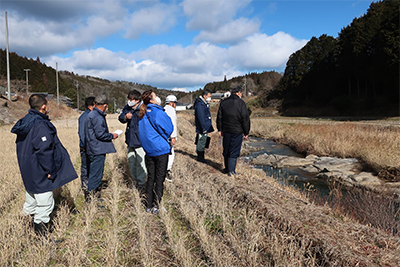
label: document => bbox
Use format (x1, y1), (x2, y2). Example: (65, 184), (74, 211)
(113, 129), (123, 136)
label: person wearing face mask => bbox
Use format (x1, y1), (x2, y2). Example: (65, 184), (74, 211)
(194, 89), (214, 163)
(138, 90), (173, 214)
(118, 90), (147, 191)
(217, 86), (250, 175)
(85, 95), (118, 203)
(11, 94), (78, 237)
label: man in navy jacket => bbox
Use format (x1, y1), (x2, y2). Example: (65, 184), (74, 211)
(194, 89), (214, 162)
(11, 94), (78, 236)
(85, 95), (118, 201)
(78, 96), (95, 198)
(118, 90), (147, 190)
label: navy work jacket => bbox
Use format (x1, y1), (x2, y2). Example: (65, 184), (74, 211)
(85, 107), (116, 156)
(78, 109), (90, 148)
(118, 103), (142, 148)
(194, 96), (214, 134)
(11, 109), (78, 194)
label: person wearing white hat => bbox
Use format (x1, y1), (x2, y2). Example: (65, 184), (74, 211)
(164, 95), (177, 182)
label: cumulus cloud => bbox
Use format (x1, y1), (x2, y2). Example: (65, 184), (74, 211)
(181, 0), (252, 31)
(44, 31), (306, 89)
(125, 3), (179, 39)
(193, 18), (261, 44)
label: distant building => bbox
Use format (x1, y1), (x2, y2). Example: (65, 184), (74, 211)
(210, 91), (231, 103)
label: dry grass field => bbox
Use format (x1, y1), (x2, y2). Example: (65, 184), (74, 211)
(0, 108), (399, 266)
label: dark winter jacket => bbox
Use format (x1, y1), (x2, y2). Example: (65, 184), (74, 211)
(118, 103), (142, 148)
(217, 94), (250, 135)
(78, 109), (90, 148)
(11, 109), (78, 194)
(194, 96), (214, 134)
(139, 104), (173, 157)
(85, 107), (116, 156)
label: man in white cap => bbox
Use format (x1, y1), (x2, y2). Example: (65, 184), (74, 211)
(164, 95), (177, 182)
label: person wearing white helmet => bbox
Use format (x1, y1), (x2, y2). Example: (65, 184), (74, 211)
(164, 95), (177, 182)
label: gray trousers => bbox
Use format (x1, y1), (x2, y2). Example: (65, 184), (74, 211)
(128, 146), (147, 187)
(196, 133), (208, 152)
(22, 191), (54, 224)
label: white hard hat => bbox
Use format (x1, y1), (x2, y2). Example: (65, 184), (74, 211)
(165, 95), (177, 103)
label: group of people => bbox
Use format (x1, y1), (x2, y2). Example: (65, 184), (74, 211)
(11, 85), (250, 237)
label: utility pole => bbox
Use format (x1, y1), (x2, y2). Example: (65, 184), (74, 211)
(23, 69), (30, 95)
(114, 98), (116, 113)
(244, 76), (247, 97)
(56, 62), (59, 106)
(5, 12), (11, 100)
(75, 81), (79, 111)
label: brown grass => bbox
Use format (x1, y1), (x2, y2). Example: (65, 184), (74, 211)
(250, 117), (400, 172)
(0, 109), (399, 266)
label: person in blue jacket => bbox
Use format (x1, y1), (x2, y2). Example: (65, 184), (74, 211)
(138, 90), (173, 214)
(118, 90), (147, 190)
(194, 89), (214, 162)
(11, 94), (78, 236)
(85, 95), (118, 202)
(78, 96), (95, 198)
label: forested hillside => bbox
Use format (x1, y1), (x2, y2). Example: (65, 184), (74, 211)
(274, 0), (399, 116)
(0, 50), (187, 111)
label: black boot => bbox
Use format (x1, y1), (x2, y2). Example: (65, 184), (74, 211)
(34, 222), (49, 237)
(222, 156), (229, 174)
(228, 157), (238, 176)
(197, 151), (207, 163)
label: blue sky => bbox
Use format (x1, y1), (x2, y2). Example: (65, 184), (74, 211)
(0, 0), (373, 92)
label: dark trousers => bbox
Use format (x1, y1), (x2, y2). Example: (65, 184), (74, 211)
(222, 132), (243, 159)
(87, 154), (106, 192)
(80, 148), (90, 190)
(145, 154), (169, 209)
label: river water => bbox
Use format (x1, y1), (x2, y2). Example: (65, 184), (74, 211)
(243, 137), (332, 196)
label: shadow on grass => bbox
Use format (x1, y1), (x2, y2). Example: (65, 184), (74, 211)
(175, 149), (226, 175)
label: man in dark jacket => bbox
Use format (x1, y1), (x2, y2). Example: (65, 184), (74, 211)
(11, 94), (78, 236)
(194, 89), (214, 162)
(118, 90), (147, 190)
(85, 95), (118, 201)
(78, 96), (95, 197)
(217, 86), (250, 175)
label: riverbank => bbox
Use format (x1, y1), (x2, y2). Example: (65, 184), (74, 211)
(249, 116), (400, 182)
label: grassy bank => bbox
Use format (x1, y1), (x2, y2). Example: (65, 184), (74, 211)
(0, 111), (399, 266)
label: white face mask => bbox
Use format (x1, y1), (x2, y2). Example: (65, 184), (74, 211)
(128, 100), (136, 107)
(206, 97), (211, 102)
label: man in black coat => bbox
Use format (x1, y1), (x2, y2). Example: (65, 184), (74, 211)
(216, 86), (250, 175)
(11, 94), (78, 236)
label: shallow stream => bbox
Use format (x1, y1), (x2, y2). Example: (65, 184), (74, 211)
(243, 137), (332, 196)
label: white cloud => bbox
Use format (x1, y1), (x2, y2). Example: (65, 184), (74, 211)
(172, 87), (188, 92)
(181, 0), (252, 31)
(193, 18), (261, 44)
(228, 32), (307, 69)
(44, 31), (306, 89)
(124, 3), (179, 39)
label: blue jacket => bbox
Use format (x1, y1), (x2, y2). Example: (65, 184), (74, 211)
(194, 96), (214, 134)
(118, 104), (142, 148)
(85, 107), (116, 156)
(11, 109), (78, 194)
(78, 109), (90, 148)
(139, 104), (173, 157)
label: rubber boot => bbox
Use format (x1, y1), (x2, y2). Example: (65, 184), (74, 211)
(222, 156), (229, 174)
(197, 151), (207, 163)
(228, 157), (238, 176)
(34, 222), (49, 237)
